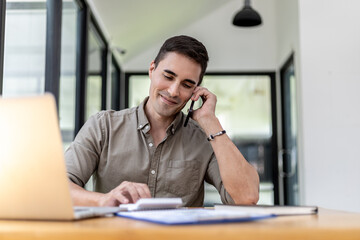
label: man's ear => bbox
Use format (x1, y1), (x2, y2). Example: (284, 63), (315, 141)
(148, 60), (156, 78)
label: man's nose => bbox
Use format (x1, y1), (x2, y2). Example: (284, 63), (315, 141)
(168, 82), (180, 97)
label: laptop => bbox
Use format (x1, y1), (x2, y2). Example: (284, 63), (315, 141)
(0, 94), (119, 220)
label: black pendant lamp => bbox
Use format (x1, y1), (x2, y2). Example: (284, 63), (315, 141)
(232, 0), (262, 27)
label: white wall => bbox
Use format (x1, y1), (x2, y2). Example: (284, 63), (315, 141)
(124, 0), (278, 72)
(275, 0), (300, 66)
(298, 0), (360, 212)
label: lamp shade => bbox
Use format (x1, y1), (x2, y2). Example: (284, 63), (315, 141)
(232, 0), (262, 27)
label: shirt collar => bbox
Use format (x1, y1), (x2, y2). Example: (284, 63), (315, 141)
(137, 97), (150, 133)
(166, 111), (183, 135)
(136, 97), (184, 135)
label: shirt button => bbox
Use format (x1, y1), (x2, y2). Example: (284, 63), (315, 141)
(151, 170), (156, 175)
(149, 143), (153, 147)
(145, 126), (149, 130)
(139, 124), (143, 128)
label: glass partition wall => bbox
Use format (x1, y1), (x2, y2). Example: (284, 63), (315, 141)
(2, 2), (47, 97)
(1, 1), (121, 149)
(201, 75), (275, 205)
(86, 24), (105, 120)
(59, 1), (78, 149)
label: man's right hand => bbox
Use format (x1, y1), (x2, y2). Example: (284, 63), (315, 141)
(98, 181), (151, 206)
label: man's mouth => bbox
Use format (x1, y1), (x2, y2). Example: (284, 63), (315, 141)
(160, 95), (178, 106)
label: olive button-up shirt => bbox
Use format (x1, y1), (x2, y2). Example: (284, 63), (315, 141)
(65, 98), (234, 207)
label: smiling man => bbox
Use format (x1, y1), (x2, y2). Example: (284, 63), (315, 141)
(65, 35), (259, 207)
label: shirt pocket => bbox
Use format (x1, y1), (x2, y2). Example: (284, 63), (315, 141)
(164, 160), (200, 196)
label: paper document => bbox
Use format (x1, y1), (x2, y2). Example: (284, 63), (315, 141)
(116, 208), (274, 225)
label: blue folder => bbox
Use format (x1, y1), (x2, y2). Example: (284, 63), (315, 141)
(116, 208), (274, 225)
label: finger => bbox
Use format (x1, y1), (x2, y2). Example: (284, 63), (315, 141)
(118, 181), (139, 201)
(191, 87), (210, 101)
(191, 86), (205, 96)
(112, 191), (130, 204)
(121, 183), (141, 203)
(192, 86), (202, 94)
(136, 183), (151, 199)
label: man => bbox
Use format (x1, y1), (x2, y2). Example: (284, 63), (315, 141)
(65, 35), (259, 207)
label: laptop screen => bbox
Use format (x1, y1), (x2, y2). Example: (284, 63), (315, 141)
(0, 94), (74, 220)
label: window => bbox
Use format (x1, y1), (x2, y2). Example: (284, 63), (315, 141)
(128, 74), (150, 108)
(86, 24), (105, 120)
(2, 2), (46, 97)
(59, 1), (78, 149)
(201, 75), (275, 205)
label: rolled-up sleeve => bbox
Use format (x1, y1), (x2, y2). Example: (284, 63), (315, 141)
(205, 153), (235, 205)
(65, 113), (104, 187)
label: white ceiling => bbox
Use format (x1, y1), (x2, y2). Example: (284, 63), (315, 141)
(86, 0), (235, 64)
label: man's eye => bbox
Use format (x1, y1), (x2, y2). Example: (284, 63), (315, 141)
(183, 83), (192, 89)
(163, 74), (172, 80)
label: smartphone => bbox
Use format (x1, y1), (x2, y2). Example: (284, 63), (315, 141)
(184, 100), (195, 127)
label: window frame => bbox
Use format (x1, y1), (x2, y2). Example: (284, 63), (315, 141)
(0, 0), (5, 95)
(44, 0), (62, 109)
(111, 54), (122, 110)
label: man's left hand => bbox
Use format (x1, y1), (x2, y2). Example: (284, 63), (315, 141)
(190, 86), (217, 127)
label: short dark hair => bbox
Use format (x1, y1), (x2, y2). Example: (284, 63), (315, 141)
(154, 35), (209, 85)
